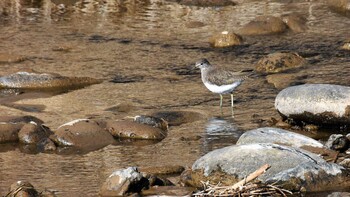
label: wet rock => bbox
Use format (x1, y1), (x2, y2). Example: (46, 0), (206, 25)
(236, 127), (324, 148)
(188, 143), (349, 191)
(144, 174), (174, 187)
(167, 0), (236, 7)
(38, 138), (57, 151)
(100, 167), (149, 197)
(141, 186), (195, 196)
(134, 115), (168, 131)
(209, 31), (243, 48)
(275, 84), (350, 125)
(238, 16), (287, 36)
(106, 120), (167, 140)
(326, 134), (349, 152)
(0, 53), (27, 64)
(8, 181), (39, 197)
(339, 158), (350, 168)
(327, 0), (350, 17)
(18, 122), (52, 144)
(255, 52), (307, 74)
(52, 119), (114, 150)
(266, 73), (307, 89)
(139, 165), (185, 175)
(303, 124), (319, 132)
(0, 71), (101, 90)
(151, 111), (203, 126)
(281, 13), (308, 33)
(341, 39), (350, 50)
(0, 122), (23, 143)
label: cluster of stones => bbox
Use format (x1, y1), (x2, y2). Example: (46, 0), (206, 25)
(209, 13), (308, 48)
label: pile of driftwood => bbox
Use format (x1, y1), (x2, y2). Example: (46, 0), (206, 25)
(193, 164), (293, 197)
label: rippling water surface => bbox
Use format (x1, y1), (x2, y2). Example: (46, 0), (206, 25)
(0, 0), (349, 196)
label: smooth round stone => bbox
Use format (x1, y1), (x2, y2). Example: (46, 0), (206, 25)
(189, 143), (348, 191)
(236, 127), (324, 148)
(0, 71), (101, 89)
(209, 31), (243, 48)
(52, 119), (115, 149)
(281, 13), (308, 33)
(327, 0), (350, 16)
(106, 120), (167, 140)
(275, 84), (350, 125)
(0, 122), (23, 143)
(18, 122), (52, 144)
(255, 52), (306, 74)
(238, 16), (287, 36)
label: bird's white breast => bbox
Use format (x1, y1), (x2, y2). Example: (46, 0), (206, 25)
(203, 81), (242, 94)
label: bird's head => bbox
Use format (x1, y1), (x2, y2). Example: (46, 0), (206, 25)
(195, 58), (211, 69)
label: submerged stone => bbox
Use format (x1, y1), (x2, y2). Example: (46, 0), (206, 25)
(266, 73), (307, 89)
(238, 16), (287, 36)
(52, 119), (115, 150)
(236, 127), (324, 148)
(106, 120), (167, 140)
(281, 13), (308, 33)
(275, 84), (350, 125)
(0, 53), (27, 63)
(0, 122), (23, 143)
(255, 52), (307, 74)
(189, 143), (349, 191)
(327, 0), (350, 17)
(0, 71), (101, 90)
(151, 110), (203, 126)
(209, 31), (243, 48)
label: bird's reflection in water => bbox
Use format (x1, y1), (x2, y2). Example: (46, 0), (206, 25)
(201, 117), (244, 153)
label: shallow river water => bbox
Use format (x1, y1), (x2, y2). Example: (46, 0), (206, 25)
(0, 0), (350, 196)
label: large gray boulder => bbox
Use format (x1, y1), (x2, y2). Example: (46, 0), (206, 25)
(275, 84), (350, 125)
(188, 143), (349, 191)
(236, 127), (324, 148)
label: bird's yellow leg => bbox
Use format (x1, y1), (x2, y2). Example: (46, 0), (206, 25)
(220, 94), (223, 108)
(231, 93), (234, 118)
(231, 93), (234, 107)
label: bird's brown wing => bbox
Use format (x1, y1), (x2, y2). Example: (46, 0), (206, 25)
(205, 68), (252, 86)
